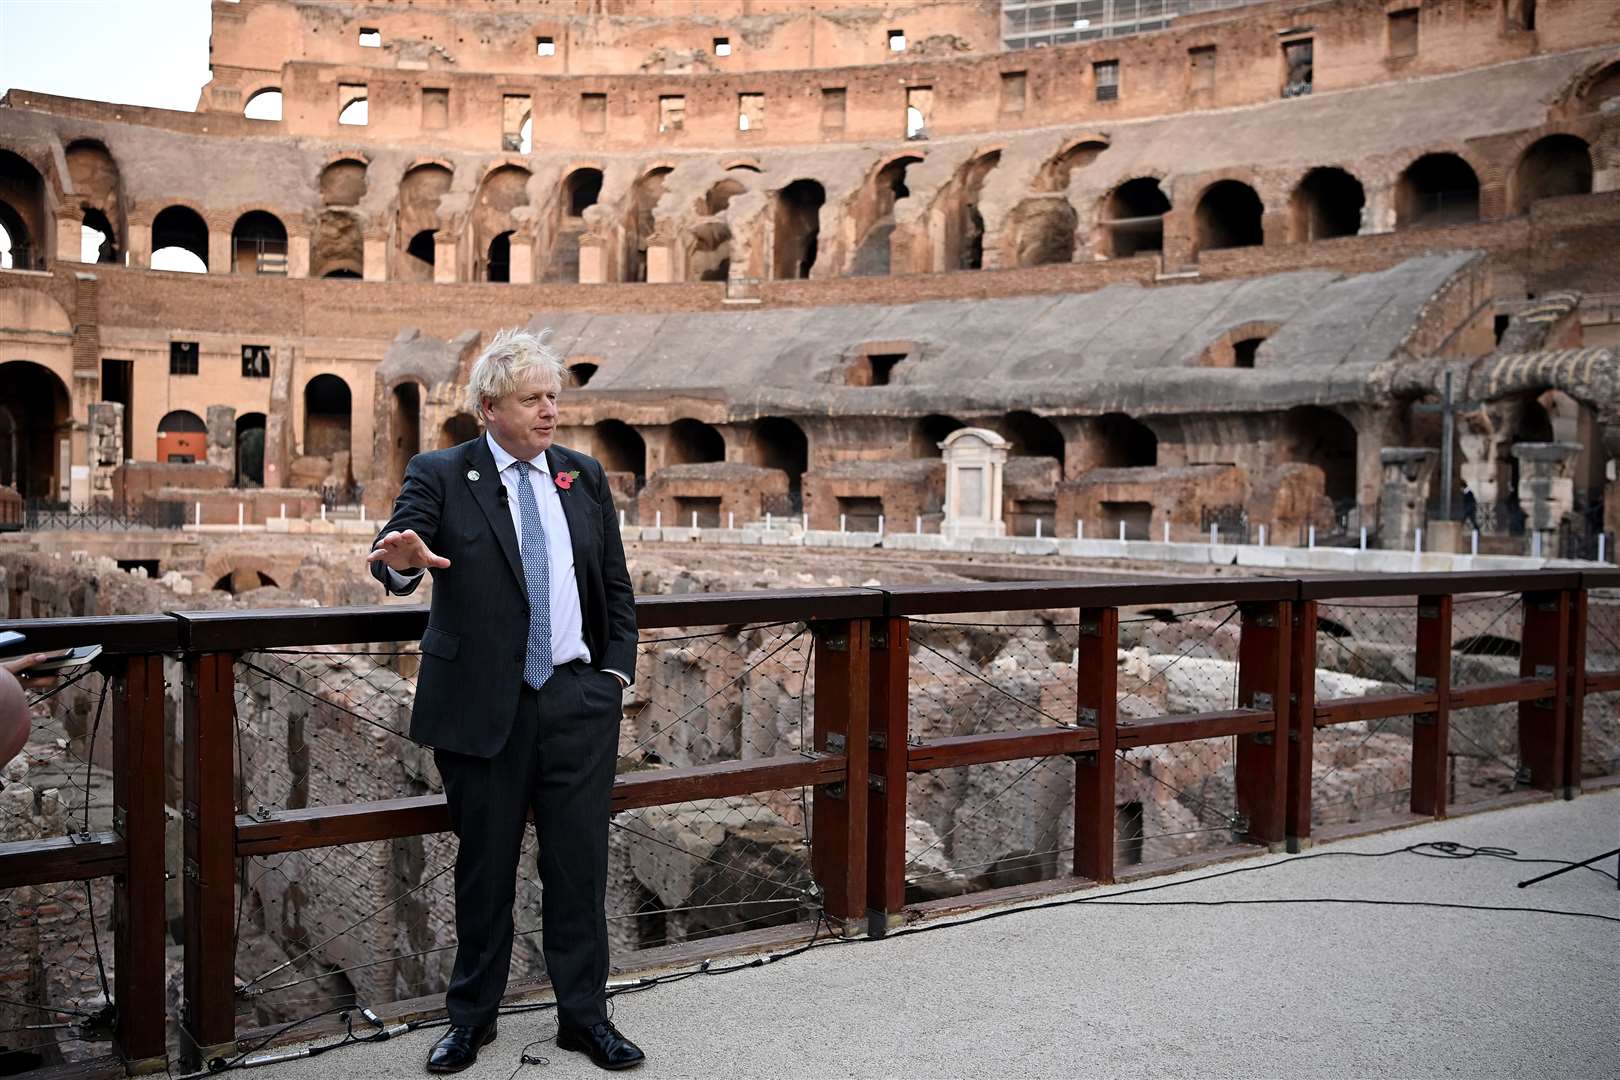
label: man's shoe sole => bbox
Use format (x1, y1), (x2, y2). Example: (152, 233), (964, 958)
(426, 1025), (497, 1074)
(555, 1030), (644, 1071)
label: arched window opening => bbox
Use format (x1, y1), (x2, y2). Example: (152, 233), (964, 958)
(0, 150), (46, 271)
(1095, 413), (1157, 468)
(953, 152), (1001, 271)
(440, 412), (479, 449)
(338, 95), (368, 126)
(569, 362), (598, 387)
(81, 208), (119, 264)
(390, 382), (422, 484)
(0, 218), (16, 270)
(1290, 167), (1365, 242)
(628, 167), (672, 282)
(406, 229), (436, 277)
(773, 179), (824, 280)
(853, 156), (922, 277)
(1281, 405), (1357, 505)
(1234, 338), (1264, 368)
(1194, 180), (1264, 253)
(151, 205), (209, 272)
(1103, 178), (1170, 257)
(214, 569), (278, 595)
(519, 113), (533, 154)
(232, 210), (289, 274)
(1036, 140), (1108, 192)
(667, 419), (726, 465)
(906, 106), (926, 139)
(0, 361), (71, 498)
(911, 414), (966, 458)
(1002, 410), (1065, 471)
(565, 168), (603, 217)
(706, 179), (745, 216)
(311, 209), (364, 278)
(244, 88), (283, 121)
(157, 409), (207, 464)
(486, 231), (513, 282)
(236, 412), (266, 487)
(750, 417), (808, 509)
(1010, 196), (1078, 268)
(594, 420), (647, 487)
(303, 374), (353, 459)
(320, 159), (368, 206)
(1396, 153), (1480, 228)
(1513, 135), (1593, 214)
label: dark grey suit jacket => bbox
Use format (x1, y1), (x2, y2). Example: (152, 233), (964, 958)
(370, 437), (637, 757)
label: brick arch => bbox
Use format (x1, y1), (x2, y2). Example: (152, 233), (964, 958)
(475, 156), (534, 185)
(322, 149), (372, 168)
(401, 156), (456, 179)
(1557, 55), (1620, 113)
(224, 203), (307, 239)
(1198, 321), (1281, 368)
(1091, 171), (1171, 258)
(1390, 147), (1490, 227)
(721, 157), (764, 173)
(240, 84), (282, 115)
(0, 140), (60, 194)
(201, 550), (295, 590)
(129, 196), (211, 230)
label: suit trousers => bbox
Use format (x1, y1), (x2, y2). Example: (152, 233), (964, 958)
(434, 659), (622, 1028)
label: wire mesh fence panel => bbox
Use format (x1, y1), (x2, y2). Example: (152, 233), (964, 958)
(904, 759), (1075, 901)
(908, 615), (1080, 737)
(1310, 719), (1415, 828)
(1116, 602), (1242, 721)
(622, 622), (813, 770)
(1584, 591), (1620, 784)
(1115, 736), (1244, 866)
(1446, 703), (1524, 807)
(1449, 592), (1524, 688)
(0, 668), (119, 1066)
(609, 790), (818, 954)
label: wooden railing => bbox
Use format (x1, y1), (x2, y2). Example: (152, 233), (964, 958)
(1, 568), (1615, 1070)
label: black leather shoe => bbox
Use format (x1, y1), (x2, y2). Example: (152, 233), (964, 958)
(426, 1020), (497, 1073)
(556, 1020), (645, 1071)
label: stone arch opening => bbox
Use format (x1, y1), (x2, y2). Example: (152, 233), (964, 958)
(1290, 167), (1364, 242)
(948, 151), (1001, 271)
(1194, 180), (1264, 253)
(1101, 178), (1169, 257)
(439, 412), (479, 449)
(312, 210), (364, 278)
(627, 167), (673, 282)
(486, 231), (514, 282)
(304, 374), (352, 459)
(851, 155), (921, 277)
(0, 361), (70, 498)
(213, 568), (278, 594)
(773, 179), (824, 280)
(320, 158), (368, 206)
(1095, 413), (1157, 467)
(1035, 139), (1107, 192)
(81, 208), (119, 264)
(1281, 405), (1356, 505)
(1577, 60), (1620, 112)
(0, 149), (46, 271)
(474, 164), (531, 282)
(390, 381), (423, 483)
(705, 179), (745, 216)
(749, 417), (808, 508)
(1512, 135), (1592, 214)
(65, 140), (124, 263)
(1009, 196), (1078, 267)
(236, 412), (266, 486)
(564, 168), (603, 218)
(244, 88), (283, 121)
(1396, 153), (1480, 228)
(667, 419), (726, 465)
(151, 205), (209, 272)
(398, 163), (452, 281)
(1002, 410), (1065, 471)
(231, 210), (288, 274)
(594, 420), (646, 487)
(157, 409), (207, 464)
(911, 414), (966, 458)
(568, 362), (598, 387)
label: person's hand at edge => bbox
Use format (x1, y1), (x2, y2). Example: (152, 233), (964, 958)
(367, 529), (451, 574)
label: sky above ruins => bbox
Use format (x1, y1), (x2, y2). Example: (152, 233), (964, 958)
(0, 0), (212, 111)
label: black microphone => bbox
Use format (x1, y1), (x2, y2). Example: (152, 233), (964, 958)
(498, 485), (509, 507)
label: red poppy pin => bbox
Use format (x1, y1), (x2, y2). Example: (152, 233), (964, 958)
(554, 469), (581, 491)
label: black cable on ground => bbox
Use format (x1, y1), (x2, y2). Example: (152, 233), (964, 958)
(182, 840), (1615, 1076)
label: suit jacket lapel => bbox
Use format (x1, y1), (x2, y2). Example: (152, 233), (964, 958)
(465, 438), (524, 591)
(548, 447), (592, 606)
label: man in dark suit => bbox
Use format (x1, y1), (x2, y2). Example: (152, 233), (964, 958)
(368, 328), (643, 1072)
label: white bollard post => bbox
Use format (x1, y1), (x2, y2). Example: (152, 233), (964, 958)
(1471, 529), (1479, 556)
(1308, 525), (1316, 549)
(1163, 521), (1170, 543)
(1210, 523), (1218, 546)
(1034, 518), (1042, 539)
(238, 503), (244, 532)
(194, 501), (201, 527)
(1359, 526), (1367, 551)
(840, 514), (847, 533)
(915, 515), (922, 534)
(1599, 533), (1607, 564)
(1414, 527), (1422, 553)
(359, 503), (366, 523)
(878, 514), (885, 536)
(1532, 531), (1542, 559)
(655, 510), (662, 529)
(619, 509), (625, 528)
(1259, 524), (1267, 547)
(1119, 520), (1126, 543)
(802, 512), (808, 532)
(1077, 520), (1084, 541)
(766, 512), (772, 531)
(320, 504), (327, 523)
(691, 511), (698, 530)
(728, 512), (734, 530)
(280, 503), (286, 520)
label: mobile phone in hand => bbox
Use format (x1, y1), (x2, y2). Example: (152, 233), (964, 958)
(22, 645), (102, 675)
(0, 630), (25, 653)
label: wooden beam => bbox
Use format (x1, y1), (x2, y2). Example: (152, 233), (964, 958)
(1518, 591), (1568, 792)
(0, 834), (125, 889)
(1565, 589), (1587, 797)
(1315, 690), (1441, 727)
(1236, 600), (1290, 846)
(112, 654), (169, 1066)
(1286, 600), (1317, 846)
(1411, 595), (1452, 818)
(908, 726), (1099, 772)
(866, 617), (910, 927)
(1116, 708), (1273, 749)
(810, 619), (870, 925)
(1074, 606), (1119, 885)
(182, 653), (239, 1058)
(1449, 677), (1555, 710)
(1582, 670), (1620, 694)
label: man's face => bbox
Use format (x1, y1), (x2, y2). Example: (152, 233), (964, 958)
(482, 374), (559, 461)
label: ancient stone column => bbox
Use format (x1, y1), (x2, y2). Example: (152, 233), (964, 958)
(86, 401), (122, 505)
(941, 427), (1009, 540)
(1377, 447), (1437, 548)
(1511, 442), (1582, 532)
(206, 405), (236, 473)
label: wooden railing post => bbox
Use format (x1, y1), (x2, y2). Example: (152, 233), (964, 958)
(181, 653), (239, 1063)
(810, 619), (869, 929)
(1411, 594), (1453, 818)
(1518, 591), (1569, 792)
(865, 616), (909, 936)
(1236, 599), (1291, 848)
(1074, 606), (1118, 884)
(1285, 599), (1317, 851)
(1564, 586), (1588, 799)
(111, 653), (168, 1070)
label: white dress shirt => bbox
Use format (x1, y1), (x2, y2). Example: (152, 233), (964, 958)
(389, 433), (629, 683)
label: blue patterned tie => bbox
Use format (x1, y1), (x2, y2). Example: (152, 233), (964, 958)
(513, 462), (553, 690)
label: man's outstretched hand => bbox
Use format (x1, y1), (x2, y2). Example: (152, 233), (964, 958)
(367, 529), (451, 574)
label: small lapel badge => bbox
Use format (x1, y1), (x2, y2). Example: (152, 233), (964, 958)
(466, 469), (481, 482)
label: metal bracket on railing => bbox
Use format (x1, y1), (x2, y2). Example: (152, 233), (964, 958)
(184, 859), (201, 882)
(1078, 621), (1100, 637)
(869, 775), (886, 793)
(824, 732), (846, 754)
(870, 630), (888, 650)
(824, 783), (846, 799)
(112, 806), (127, 836)
(1534, 664), (1556, 678)
(1418, 604), (1441, 620)
(253, 805), (275, 822)
(1414, 675), (1437, 692)
(1068, 750), (1098, 766)
(1246, 608), (1277, 628)
(1252, 692), (1274, 711)
(1077, 706), (1098, 725)
(815, 628), (849, 652)
(869, 731), (887, 750)
(1253, 732), (1274, 745)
